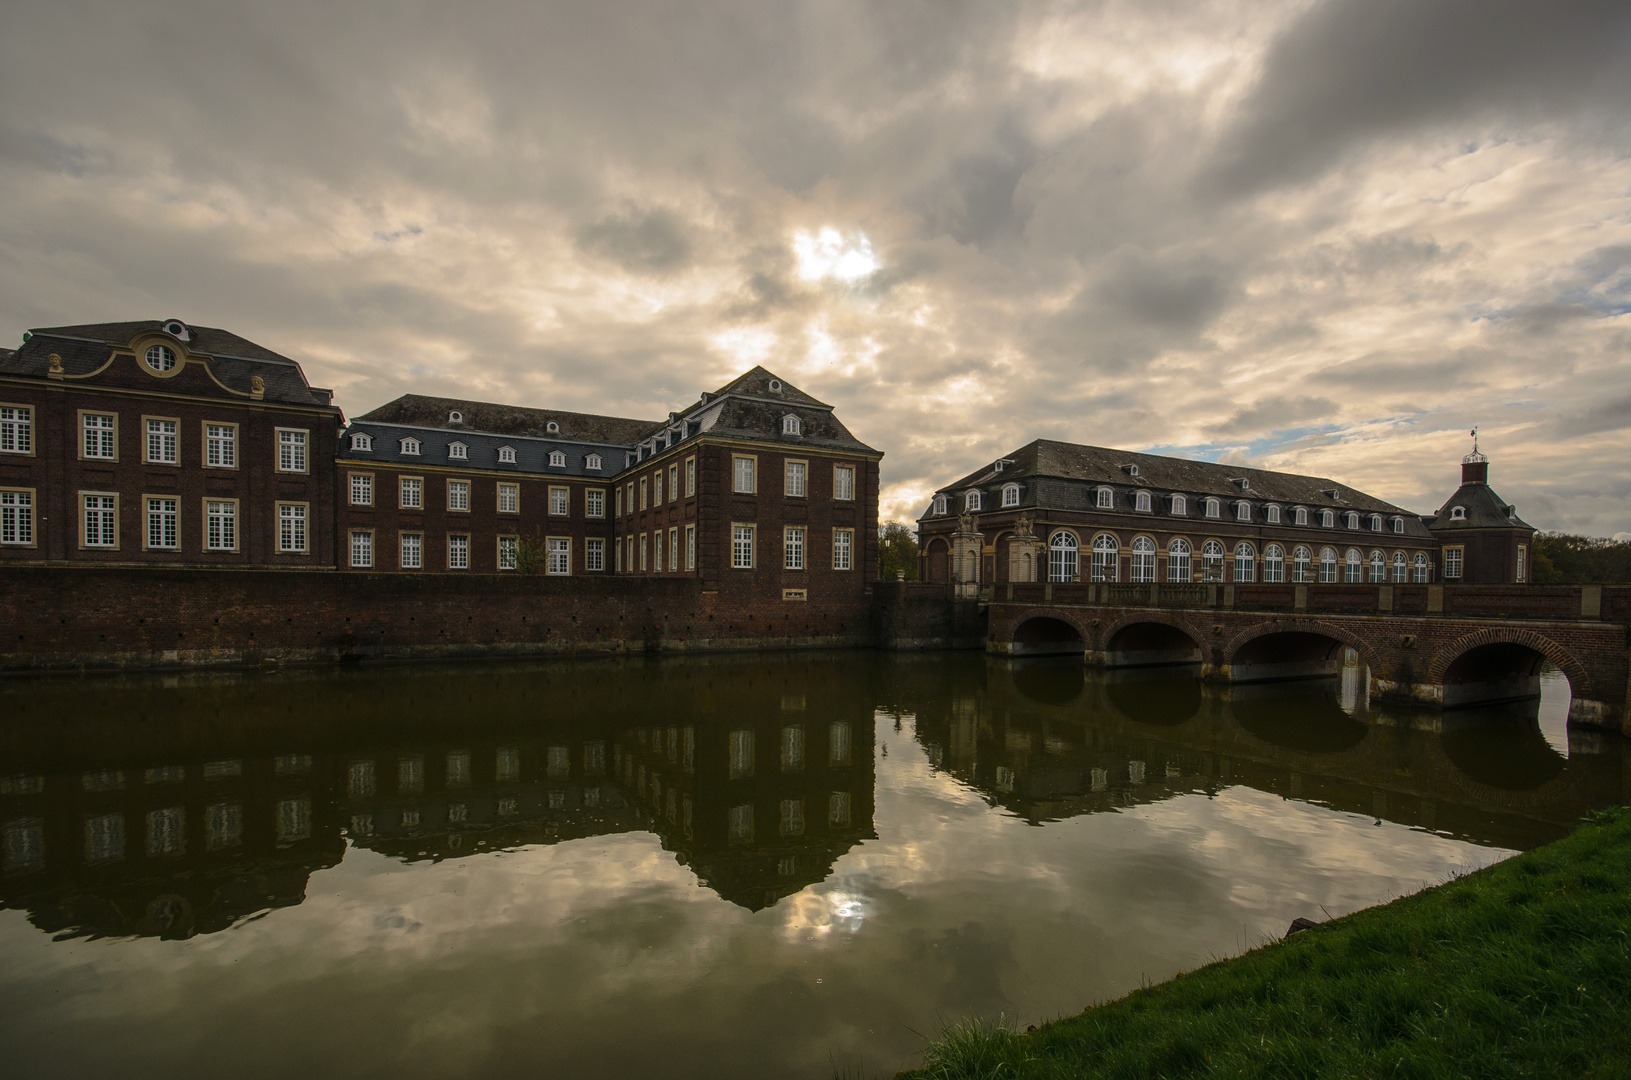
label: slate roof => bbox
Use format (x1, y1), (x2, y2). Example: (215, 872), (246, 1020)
(2, 320), (335, 408)
(341, 420), (625, 479)
(933, 439), (1429, 534)
(356, 394), (661, 446)
(1428, 480), (1533, 531)
(671, 366), (878, 455)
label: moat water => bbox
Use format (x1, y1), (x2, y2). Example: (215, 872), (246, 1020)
(0, 652), (1621, 1079)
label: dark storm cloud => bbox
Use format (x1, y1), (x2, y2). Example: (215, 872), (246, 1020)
(1207, 0), (1631, 194)
(576, 209), (693, 275)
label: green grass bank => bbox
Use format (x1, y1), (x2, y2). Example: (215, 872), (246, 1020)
(898, 808), (1631, 1080)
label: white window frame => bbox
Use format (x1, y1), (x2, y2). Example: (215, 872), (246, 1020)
(1134, 490), (1151, 512)
(448, 441), (468, 460)
(732, 524), (755, 569)
(1204, 498), (1221, 519)
(668, 526), (679, 571)
(733, 455), (757, 494)
(1130, 535), (1156, 582)
(1091, 533), (1119, 582)
(685, 524), (696, 571)
(276, 502), (309, 554)
(81, 411), (117, 461)
(203, 498), (237, 552)
(276, 428), (309, 474)
(1202, 539), (1225, 582)
(447, 479), (470, 512)
(1321, 509), (1335, 528)
(547, 537), (571, 576)
(1443, 546), (1463, 579)
(350, 473), (373, 507)
(400, 437), (421, 456)
(81, 492), (119, 549)
(1293, 507), (1308, 526)
(785, 525), (806, 570)
(1263, 544), (1284, 583)
(1392, 516), (1405, 534)
(350, 529), (374, 569)
(1167, 537), (1191, 582)
(400, 532), (423, 570)
(448, 533), (470, 570)
(549, 486), (569, 516)
(498, 482), (519, 514)
(400, 476), (423, 510)
(349, 432), (372, 452)
(782, 414), (801, 436)
(204, 422), (238, 469)
(1233, 541), (1255, 583)
(965, 489), (981, 512)
(548, 450), (566, 467)
(1319, 547), (1338, 582)
(1002, 484), (1021, 508)
(1170, 494), (1187, 516)
(586, 536), (605, 572)
(785, 460), (808, 498)
(932, 495), (948, 516)
(143, 417), (179, 465)
(0, 404), (34, 456)
(0, 488), (35, 546)
(1235, 501), (1251, 522)
(1048, 530), (1079, 583)
(1096, 487), (1113, 509)
(1266, 504), (1281, 524)
(587, 453), (603, 471)
(1393, 551), (1408, 583)
(144, 496), (179, 550)
(833, 527), (853, 571)
(586, 488), (605, 518)
(686, 456), (697, 497)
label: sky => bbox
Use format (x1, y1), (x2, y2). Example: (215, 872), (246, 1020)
(2, 0), (1629, 535)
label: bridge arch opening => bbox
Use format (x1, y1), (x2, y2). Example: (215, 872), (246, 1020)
(1441, 642), (1555, 709)
(1229, 631), (1352, 684)
(1011, 616), (1086, 657)
(1103, 622), (1202, 668)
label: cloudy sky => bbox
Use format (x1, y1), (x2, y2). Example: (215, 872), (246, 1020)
(2, 0), (1629, 533)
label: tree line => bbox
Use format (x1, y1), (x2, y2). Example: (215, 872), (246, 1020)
(1531, 533), (1631, 584)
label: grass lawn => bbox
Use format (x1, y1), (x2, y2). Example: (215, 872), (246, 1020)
(895, 807), (1631, 1080)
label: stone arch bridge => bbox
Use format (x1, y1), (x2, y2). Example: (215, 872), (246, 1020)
(987, 581), (1631, 732)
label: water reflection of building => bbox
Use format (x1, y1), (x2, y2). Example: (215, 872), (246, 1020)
(1, 655), (880, 939)
(903, 658), (1629, 852)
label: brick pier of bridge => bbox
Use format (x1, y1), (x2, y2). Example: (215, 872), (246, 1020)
(981, 582), (1631, 733)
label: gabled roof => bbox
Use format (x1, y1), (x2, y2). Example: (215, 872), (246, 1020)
(356, 394), (661, 446)
(938, 439), (1416, 514)
(2, 320), (334, 408)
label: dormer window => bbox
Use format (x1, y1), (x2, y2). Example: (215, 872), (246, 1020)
(497, 446), (517, 464)
(1346, 511), (1360, 529)
(349, 433), (372, 452)
(449, 410), (463, 424)
(1135, 490), (1152, 512)
(448, 441), (468, 460)
(549, 450), (566, 468)
(1392, 516), (1404, 533)
(1204, 498), (1221, 519)
(400, 437), (421, 456)
(1369, 514), (1383, 532)
(1266, 504), (1281, 524)
(1236, 501), (1251, 522)
(586, 453), (602, 471)
(1119, 463), (1139, 477)
(768, 379), (783, 393)
(1096, 487), (1113, 509)
(1002, 484), (1020, 508)
(782, 415), (801, 436)
(546, 421), (560, 434)
(933, 495), (948, 516)
(1449, 506), (1466, 520)
(1294, 506), (1308, 526)
(1231, 478), (1250, 491)
(162, 320), (189, 340)
(1321, 509), (1335, 527)
(144, 344), (177, 372)
(965, 490), (982, 512)
(1170, 494), (1186, 516)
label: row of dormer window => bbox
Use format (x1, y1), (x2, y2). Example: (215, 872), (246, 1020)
(934, 485), (1409, 533)
(347, 431), (601, 471)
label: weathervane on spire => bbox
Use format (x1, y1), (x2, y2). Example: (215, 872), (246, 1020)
(1463, 426), (1487, 464)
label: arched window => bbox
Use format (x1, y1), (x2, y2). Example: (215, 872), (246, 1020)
(545, 421), (560, 434)
(1263, 544), (1285, 583)
(1135, 490), (1151, 512)
(1234, 542), (1256, 583)
(1130, 536), (1156, 582)
(349, 433), (372, 452)
(1321, 509), (1335, 528)
(1346, 511), (1360, 530)
(400, 437), (420, 456)
(782, 415), (801, 436)
(1204, 498), (1221, 519)
(1369, 550), (1386, 582)
(965, 490), (982, 512)
(1294, 506), (1308, 526)
(1048, 531), (1078, 583)
(933, 495), (948, 516)
(497, 446), (516, 464)
(1002, 484), (1020, 508)
(1096, 487), (1113, 509)
(1392, 551), (1407, 583)
(1168, 538), (1192, 582)
(1392, 516), (1404, 534)
(1202, 540), (1225, 582)
(1266, 504), (1281, 524)
(1236, 501), (1251, 522)
(1091, 533), (1119, 582)
(1292, 545), (1311, 583)
(549, 450), (566, 467)
(448, 410), (463, 424)
(586, 454), (602, 471)
(1345, 548), (1362, 583)
(1170, 494), (1187, 516)
(1413, 552), (1430, 583)
(448, 441), (467, 460)
(1319, 546), (1338, 582)
(1449, 506), (1465, 520)
(1370, 514), (1383, 532)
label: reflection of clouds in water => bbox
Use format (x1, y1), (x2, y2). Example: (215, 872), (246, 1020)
(778, 889), (867, 943)
(1537, 667), (1571, 758)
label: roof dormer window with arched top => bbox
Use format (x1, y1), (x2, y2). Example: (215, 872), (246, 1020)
(448, 410), (463, 425)
(1266, 504), (1281, 524)
(400, 437), (421, 456)
(1002, 483), (1020, 508)
(497, 446), (516, 464)
(1392, 516), (1404, 533)
(586, 453), (602, 471)
(1449, 505), (1465, 520)
(965, 490), (982, 512)
(1369, 514), (1383, 532)
(782, 415), (801, 436)
(1205, 498), (1221, 519)
(1236, 500), (1251, 522)
(933, 494), (948, 516)
(1346, 511), (1360, 529)
(448, 441), (468, 460)
(546, 422), (560, 434)
(1293, 506), (1308, 526)
(1096, 487), (1114, 509)
(1135, 490), (1152, 512)
(1321, 509), (1335, 527)
(549, 450), (567, 468)
(349, 433), (372, 452)
(1170, 494), (1187, 516)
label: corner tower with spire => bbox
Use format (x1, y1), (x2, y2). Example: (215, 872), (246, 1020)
(1425, 430), (1535, 583)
